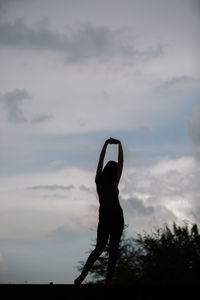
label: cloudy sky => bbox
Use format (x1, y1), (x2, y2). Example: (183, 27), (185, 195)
(0, 0), (200, 284)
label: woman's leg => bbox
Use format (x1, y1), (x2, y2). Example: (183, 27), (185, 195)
(82, 219), (109, 275)
(74, 219), (109, 284)
(106, 215), (124, 282)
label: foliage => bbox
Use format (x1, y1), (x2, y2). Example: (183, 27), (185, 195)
(77, 223), (200, 284)
(136, 222), (200, 284)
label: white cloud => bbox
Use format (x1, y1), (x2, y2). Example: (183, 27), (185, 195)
(0, 167), (97, 239)
(0, 156), (199, 240)
(121, 156), (200, 230)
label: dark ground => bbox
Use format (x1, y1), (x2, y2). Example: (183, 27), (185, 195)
(0, 283), (199, 300)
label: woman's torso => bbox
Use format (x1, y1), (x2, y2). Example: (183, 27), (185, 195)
(96, 175), (123, 218)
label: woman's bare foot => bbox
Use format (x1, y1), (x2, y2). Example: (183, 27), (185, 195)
(74, 273), (86, 285)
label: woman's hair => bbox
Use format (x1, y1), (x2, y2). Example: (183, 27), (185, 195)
(101, 160), (118, 188)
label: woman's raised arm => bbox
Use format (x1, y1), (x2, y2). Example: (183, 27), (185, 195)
(95, 139), (109, 183)
(116, 140), (123, 188)
(109, 138), (124, 189)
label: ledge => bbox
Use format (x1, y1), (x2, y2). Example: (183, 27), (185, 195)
(0, 283), (198, 299)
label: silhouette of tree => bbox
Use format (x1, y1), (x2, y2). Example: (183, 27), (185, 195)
(136, 222), (200, 284)
(77, 223), (200, 284)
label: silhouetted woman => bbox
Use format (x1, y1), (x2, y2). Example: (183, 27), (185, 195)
(74, 138), (124, 285)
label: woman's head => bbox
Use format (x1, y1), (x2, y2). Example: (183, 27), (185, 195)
(101, 160), (118, 186)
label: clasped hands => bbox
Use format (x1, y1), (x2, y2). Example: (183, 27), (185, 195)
(106, 137), (120, 145)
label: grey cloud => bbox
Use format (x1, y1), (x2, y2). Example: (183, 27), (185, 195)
(0, 18), (163, 64)
(186, 107), (200, 146)
(1, 88), (53, 124)
(31, 113), (53, 123)
(122, 197), (176, 231)
(138, 125), (151, 134)
(79, 184), (91, 193)
(124, 197), (155, 216)
(79, 184), (93, 193)
(46, 225), (90, 243)
(0, 18), (59, 51)
(0, 88), (31, 123)
(158, 76), (200, 93)
(133, 44), (163, 61)
(26, 184), (75, 191)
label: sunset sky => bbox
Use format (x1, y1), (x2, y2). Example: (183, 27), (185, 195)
(0, 0), (200, 283)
